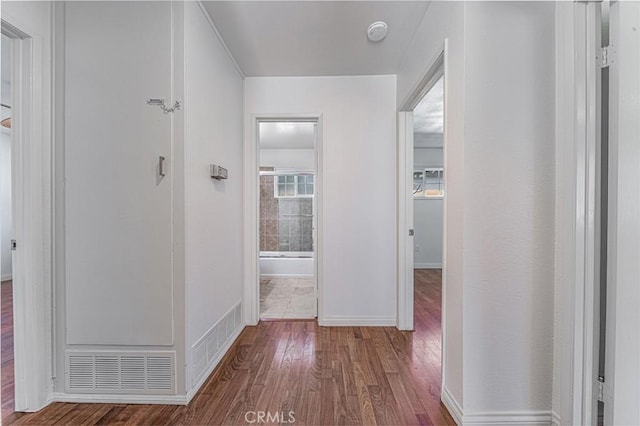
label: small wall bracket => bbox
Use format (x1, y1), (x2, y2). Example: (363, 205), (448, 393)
(147, 98), (182, 114)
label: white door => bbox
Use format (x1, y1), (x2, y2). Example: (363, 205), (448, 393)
(64, 2), (174, 345)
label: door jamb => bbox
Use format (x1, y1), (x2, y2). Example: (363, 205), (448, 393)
(1, 15), (53, 412)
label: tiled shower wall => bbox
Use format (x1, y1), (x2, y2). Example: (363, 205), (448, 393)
(259, 173), (279, 251)
(278, 199), (313, 252)
(259, 173), (313, 253)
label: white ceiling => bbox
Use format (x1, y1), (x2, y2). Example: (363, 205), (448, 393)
(201, 1), (431, 77)
(259, 122), (316, 149)
(414, 75), (443, 135)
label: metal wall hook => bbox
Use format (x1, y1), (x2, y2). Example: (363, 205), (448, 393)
(147, 98), (182, 114)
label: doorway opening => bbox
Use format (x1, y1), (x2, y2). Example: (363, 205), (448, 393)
(397, 47), (447, 406)
(257, 120), (318, 320)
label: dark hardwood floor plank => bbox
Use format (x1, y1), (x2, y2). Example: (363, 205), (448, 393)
(1, 270), (454, 425)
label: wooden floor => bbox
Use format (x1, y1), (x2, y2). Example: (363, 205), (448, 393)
(2, 270), (453, 425)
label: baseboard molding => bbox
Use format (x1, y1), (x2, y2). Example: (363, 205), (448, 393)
(414, 263), (442, 269)
(1, 273), (13, 282)
(53, 392), (189, 405)
(440, 386), (553, 426)
(462, 410), (553, 425)
(259, 274), (313, 279)
(551, 411), (561, 425)
(186, 323), (245, 403)
(441, 386), (463, 425)
(319, 316), (396, 326)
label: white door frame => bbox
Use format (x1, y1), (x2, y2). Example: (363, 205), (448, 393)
(2, 15), (53, 412)
(243, 114), (323, 325)
(397, 47), (445, 332)
(553, 2), (605, 424)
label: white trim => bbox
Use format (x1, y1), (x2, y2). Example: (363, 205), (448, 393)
(244, 114), (323, 326)
(186, 323), (244, 404)
(553, 3), (602, 425)
(396, 111), (414, 331)
(462, 411), (553, 425)
(2, 10), (54, 412)
(441, 386), (462, 425)
(551, 411), (562, 426)
(1, 274), (13, 282)
(53, 392), (189, 406)
(259, 274), (313, 279)
(195, 1), (245, 79)
(414, 263), (442, 269)
(319, 316), (396, 327)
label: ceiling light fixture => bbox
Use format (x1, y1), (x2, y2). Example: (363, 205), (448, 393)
(367, 21), (388, 42)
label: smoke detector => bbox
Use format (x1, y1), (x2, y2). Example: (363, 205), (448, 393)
(367, 21), (388, 42)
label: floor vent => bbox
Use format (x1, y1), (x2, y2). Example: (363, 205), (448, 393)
(66, 351), (175, 395)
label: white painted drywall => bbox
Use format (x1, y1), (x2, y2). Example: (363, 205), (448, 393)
(462, 1), (555, 414)
(246, 76), (397, 324)
(397, 0), (466, 408)
(399, 1), (556, 417)
(260, 148), (314, 170)
(608, 2), (640, 424)
(183, 1), (244, 389)
(64, 1), (174, 346)
(413, 199), (443, 268)
(414, 147), (443, 168)
(1, 132), (12, 280)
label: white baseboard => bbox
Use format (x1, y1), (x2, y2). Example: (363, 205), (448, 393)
(551, 411), (561, 425)
(319, 316), (396, 326)
(53, 392), (189, 405)
(440, 386), (553, 426)
(441, 386), (463, 425)
(259, 274), (313, 279)
(1, 273), (13, 282)
(186, 323), (245, 403)
(462, 410), (553, 425)
(414, 263), (442, 269)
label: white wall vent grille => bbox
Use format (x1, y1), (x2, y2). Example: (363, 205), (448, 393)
(66, 351), (176, 395)
(190, 301), (243, 388)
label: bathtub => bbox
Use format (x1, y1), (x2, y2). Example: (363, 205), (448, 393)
(259, 251), (314, 278)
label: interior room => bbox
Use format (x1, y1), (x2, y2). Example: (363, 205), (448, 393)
(258, 121), (317, 319)
(0, 1), (638, 425)
(413, 75), (444, 269)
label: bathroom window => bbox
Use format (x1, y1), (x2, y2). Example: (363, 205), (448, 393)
(413, 168), (444, 198)
(275, 175), (314, 198)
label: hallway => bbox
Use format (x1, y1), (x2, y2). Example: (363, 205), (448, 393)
(1, 270), (451, 425)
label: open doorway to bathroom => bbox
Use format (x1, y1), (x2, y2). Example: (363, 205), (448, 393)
(258, 120), (318, 319)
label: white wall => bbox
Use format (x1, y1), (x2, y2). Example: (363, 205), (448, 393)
(414, 147), (443, 168)
(414, 147), (443, 268)
(183, 2), (244, 390)
(246, 75), (397, 324)
(1, 132), (12, 280)
(399, 1), (556, 419)
(462, 1), (555, 415)
(413, 199), (443, 268)
(398, 0), (466, 409)
(260, 148), (314, 170)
